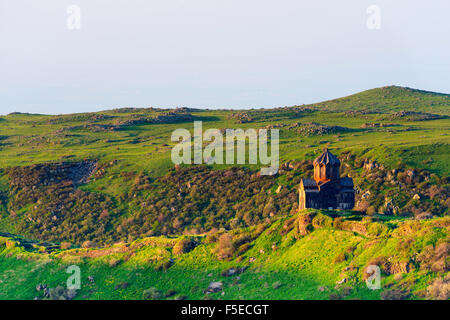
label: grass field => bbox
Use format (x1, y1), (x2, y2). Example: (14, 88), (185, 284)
(0, 212), (448, 300)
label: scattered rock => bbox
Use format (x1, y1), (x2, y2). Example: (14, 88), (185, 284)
(361, 190), (371, 200)
(272, 281), (282, 289)
(206, 282), (223, 293)
(36, 284), (47, 292)
(143, 287), (162, 300)
(115, 282), (129, 290)
(363, 160), (378, 171)
(394, 273), (404, 281)
(276, 185), (282, 194)
(221, 268), (237, 277)
(407, 169), (416, 179)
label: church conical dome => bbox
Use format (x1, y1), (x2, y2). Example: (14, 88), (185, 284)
(313, 148), (340, 166)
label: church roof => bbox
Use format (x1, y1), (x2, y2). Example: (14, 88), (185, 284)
(301, 178), (317, 187)
(340, 177), (354, 187)
(313, 148), (341, 166)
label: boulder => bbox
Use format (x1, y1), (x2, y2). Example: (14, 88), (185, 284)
(361, 190), (371, 200)
(222, 268), (237, 277)
(276, 185), (282, 194)
(36, 284), (47, 292)
(406, 169), (416, 179)
(363, 160), (378, 171)
(206, 282), (223, 293)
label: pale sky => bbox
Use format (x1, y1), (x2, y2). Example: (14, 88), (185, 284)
(0, 0), (449, 114)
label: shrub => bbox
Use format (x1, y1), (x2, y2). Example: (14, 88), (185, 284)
(366, 206), (376, 216)
(356, 200), (370, 212)
(333, 217), (344, 230)
(281, 217), (297, 235)
(156, 259), (173, 271)
(333, 252), (347, 263)
(60, 242), (72, 250)
(165, 289), (177, 298)
(216, 233), (234, 260)
(380, 289), (409, 300)
(173, 236), (197, 255)
(328, 293), (341, 300)
(236, 243), (251, 255)
(254, 223), (267, 236)
(363, 256), (388, 279)
(109, 258), (122, 267)
(205, 228), (219, 244)
(426, 275), (450, 300)
(340, 286), (352, 297)
(428, 185), (441, 199)
(82, 241), (95, 248)
(312, 213), (333, 229)
(232, 234), (251, 249)
(367, 222), (388, 237)
(417, 242), (449, 273)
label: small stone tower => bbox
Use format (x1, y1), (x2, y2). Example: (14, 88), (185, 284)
(313, 148), (341, 182)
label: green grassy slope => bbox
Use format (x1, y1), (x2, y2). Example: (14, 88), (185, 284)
(0, 212), (448, 300)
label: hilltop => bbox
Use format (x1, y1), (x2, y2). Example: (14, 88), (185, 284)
(308, 85), (450, 114)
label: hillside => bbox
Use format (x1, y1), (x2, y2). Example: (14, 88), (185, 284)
(0, 211), (448, 300)
(0, 86), (448, 300)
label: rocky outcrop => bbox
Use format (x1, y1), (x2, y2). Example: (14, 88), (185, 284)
(206, 282), (223, 293)
(295, 123), (351, 136)
(7, 160), (97, 189)
(296, 212), (316, 236)
(229, 112), (254, 124)
(53, 112), (195, 133)
(360, 123), (398, 128)
(383, 111), (445, 121)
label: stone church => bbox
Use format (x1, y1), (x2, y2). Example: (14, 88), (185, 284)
(299, 149), (355, 210)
